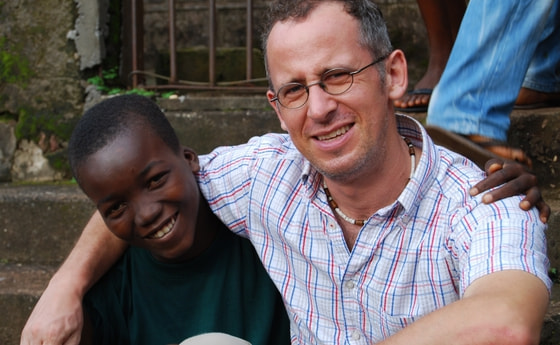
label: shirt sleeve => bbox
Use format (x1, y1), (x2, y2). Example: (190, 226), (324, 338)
(450, 196), (551, 295)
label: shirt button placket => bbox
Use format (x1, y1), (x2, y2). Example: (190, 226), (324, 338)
(343, 278), (366, 344)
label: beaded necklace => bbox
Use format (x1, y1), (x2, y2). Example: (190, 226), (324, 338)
(323, 136), (416, 226)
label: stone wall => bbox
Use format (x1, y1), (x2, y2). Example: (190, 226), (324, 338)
(0, 0), (103, 182)
(0, 0), (425, 182)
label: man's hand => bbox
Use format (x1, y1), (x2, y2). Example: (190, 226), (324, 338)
(470, 158), (550, 223)
(20, 276), (84, 345)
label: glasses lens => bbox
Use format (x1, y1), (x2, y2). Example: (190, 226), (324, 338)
(278, 83), (308, 109)
(322, 69), (353, 95)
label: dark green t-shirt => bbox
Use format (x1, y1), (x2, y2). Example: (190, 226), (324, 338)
(83, 224), (290, 345)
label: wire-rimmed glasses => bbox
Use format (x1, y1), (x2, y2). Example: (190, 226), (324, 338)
(270, 53), (390, 109)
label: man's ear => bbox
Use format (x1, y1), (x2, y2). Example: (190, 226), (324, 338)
(267, 89), (288, 131)
(385, 49), (408, 101)
(182, 147), (200, 173)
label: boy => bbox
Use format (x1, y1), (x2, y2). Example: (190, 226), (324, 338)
(67, 94), (290, 345)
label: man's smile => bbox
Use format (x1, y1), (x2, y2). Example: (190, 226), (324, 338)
(316, 124), (352, 141)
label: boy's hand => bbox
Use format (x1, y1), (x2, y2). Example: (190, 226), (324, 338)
(470, 158), (550, 223)
(20, 277), (84, 345)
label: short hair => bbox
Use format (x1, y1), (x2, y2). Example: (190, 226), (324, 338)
(68, 94), (181, 182)
(261, 0), (393, 92)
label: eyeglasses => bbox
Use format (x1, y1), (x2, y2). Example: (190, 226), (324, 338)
(270, 53), (390, 109)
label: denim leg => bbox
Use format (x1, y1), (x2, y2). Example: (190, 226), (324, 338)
(427, 0), (554, 141)
(523, 0), (560, 93)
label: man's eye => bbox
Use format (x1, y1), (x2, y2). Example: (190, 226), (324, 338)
(323, 70), (350, 83)
(281, 84), (305, 97)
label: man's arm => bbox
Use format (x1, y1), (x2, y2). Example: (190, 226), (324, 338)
(20, 211), (127, 345)
(380, 270), (549, 345)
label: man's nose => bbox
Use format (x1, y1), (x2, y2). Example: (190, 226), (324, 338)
(306, 84), (337, 120)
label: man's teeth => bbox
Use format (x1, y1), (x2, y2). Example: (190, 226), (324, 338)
(150, 217), (176, 239)
(317, 125), (351, 141)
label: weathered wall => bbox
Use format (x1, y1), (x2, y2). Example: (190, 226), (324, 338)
(0, 0), (425, 182)
(143, 0), (427, 83)
(0, 0), (84, 182)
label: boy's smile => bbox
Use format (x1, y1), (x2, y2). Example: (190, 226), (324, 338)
(76, 125), (215, 262)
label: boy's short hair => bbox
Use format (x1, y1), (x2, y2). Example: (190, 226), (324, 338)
(68, 94), (181, 182)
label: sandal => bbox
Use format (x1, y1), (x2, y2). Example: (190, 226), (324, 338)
(425, 126), (532, 169)
(394, 89), (432, 113)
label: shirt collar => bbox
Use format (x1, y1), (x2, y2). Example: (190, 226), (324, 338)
(396, 113), (440, 214)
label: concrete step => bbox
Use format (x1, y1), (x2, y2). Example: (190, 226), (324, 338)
(1, 184), (559, 344)
(1, 99), (559, 344)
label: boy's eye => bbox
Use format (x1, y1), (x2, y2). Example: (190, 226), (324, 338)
(107, 202), (126, 218)
(148, 172), (168, 189)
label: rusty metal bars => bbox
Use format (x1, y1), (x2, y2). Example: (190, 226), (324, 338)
(129, 0), (266, 92)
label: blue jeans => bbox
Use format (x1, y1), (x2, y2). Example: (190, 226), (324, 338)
(427, 0), (560, 141)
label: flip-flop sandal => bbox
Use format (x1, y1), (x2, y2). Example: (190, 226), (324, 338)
(425, 126), (532, 169)
(394, 88), (432, 113)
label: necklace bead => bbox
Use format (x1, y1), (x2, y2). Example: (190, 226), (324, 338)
(323, 136), (416, 226)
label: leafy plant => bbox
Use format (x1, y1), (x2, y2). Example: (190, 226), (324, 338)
(0, 36), (32, 86)
(87, 67), (178, 99)
(550, 267), (559, 283)
(87, 67), (122, 94)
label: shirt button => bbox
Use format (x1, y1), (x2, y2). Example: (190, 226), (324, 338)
(345, 280), (355, 289)
(351, 330), (361, 340)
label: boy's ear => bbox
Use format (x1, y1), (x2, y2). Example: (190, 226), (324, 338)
(182, 147), (200, 173)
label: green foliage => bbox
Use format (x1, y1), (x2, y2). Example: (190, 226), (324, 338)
(87, 67), (122, 94)
(125, 88), (156, 97)
(14, 108), (73, 142)
(161, 91), (177, 99)
(549, 268), (559, 284)
(0, 36), (32, 86)
(87, 67), (161, 97)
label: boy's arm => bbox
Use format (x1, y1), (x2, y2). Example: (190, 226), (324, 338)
(471, 158), (550, 223)
(20, 211), (127, 345)
(379, 270), (549, 345)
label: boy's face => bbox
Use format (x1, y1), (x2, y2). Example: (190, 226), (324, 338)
(77, 125), (209, 262)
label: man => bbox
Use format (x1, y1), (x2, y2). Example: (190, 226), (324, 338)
(21, 1), (550, 344)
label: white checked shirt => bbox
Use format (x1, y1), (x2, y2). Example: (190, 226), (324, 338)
(197, 114), (550, 345)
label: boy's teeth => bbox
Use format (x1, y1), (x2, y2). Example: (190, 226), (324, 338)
(318, 125), (350, 141)
(150, 217), (175, 239)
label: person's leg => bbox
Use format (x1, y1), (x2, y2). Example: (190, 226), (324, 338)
(515, 0), (560, 108)
(394, 0), (466, 111)
(427, 0), (553, 141)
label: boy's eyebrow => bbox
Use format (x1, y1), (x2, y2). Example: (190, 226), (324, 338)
(139, 160), (164, 178)
(96, 160), (165, 206)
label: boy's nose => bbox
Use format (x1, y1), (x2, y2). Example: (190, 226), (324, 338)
(134, 201), (162, 228)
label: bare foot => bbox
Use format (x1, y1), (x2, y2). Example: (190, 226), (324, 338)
(394, 64), (445, 111)
(515, 87), (560, 109)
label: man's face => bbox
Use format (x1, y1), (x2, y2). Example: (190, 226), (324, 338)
(266, 2), (403, 182)
(77, 125), (208, 263)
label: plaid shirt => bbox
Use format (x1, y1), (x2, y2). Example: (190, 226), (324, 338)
(197, 114), (550, 344)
